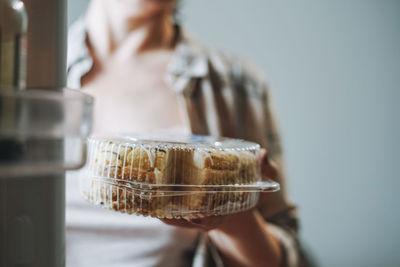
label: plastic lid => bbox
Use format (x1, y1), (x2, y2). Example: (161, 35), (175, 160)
(85, 134), (276, 186)
(80, 135), (280, 219)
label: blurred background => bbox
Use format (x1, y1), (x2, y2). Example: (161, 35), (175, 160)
(68, 1), (400, 266)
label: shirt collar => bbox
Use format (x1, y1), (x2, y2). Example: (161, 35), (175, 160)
(67, 17), (91, 73)
(165, 29), (209, 95)
(167, 29), (209, 78)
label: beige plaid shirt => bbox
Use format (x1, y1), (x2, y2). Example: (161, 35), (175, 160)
(68, 19), (305, 267)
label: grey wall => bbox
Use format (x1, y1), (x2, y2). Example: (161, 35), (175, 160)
(68, 1), (400, 267)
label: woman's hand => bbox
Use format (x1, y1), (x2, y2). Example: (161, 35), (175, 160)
(161, 149), (282, 267)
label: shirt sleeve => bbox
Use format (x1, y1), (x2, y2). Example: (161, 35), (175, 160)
(192, 56), (309, 267)
(239, 58), (309, 267)
(185, 49), (310, 266)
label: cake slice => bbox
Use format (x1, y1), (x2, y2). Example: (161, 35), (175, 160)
(89, 141), (179, 216)
(178, 149), (258, 213)
(91, 141), (178, 183)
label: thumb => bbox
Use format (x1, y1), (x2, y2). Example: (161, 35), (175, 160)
(260, 149), (278, 181)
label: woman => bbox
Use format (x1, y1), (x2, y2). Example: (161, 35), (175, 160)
(67, 0), (305, 266)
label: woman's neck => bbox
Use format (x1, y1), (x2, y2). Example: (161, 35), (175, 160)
(85, 1), (175, 61)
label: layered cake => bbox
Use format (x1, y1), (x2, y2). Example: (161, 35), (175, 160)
(83, 136), (261, 218)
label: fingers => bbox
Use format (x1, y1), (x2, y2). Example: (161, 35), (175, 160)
(160, 216), (225, 231)
(260, 149), (278, 181)
(260, 148), (269, 165)
(160, 218), (198, 229)
(258, 150), (279, 205)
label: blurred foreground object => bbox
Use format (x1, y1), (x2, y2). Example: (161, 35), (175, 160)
(0, 1), (93, 266)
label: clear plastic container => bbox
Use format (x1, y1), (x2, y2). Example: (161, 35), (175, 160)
(80, 135), (280, 219)
(0, 88), (93, 177)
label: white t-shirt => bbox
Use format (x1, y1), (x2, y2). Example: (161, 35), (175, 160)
(66, 170), (199, 267)
(65, 49), (200, 266)
(65, 17), (209, 265)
